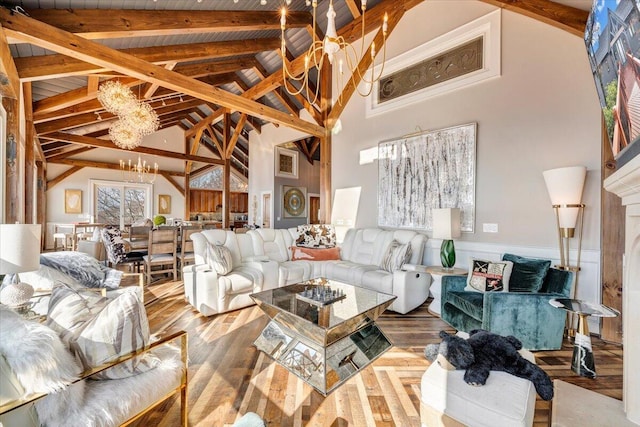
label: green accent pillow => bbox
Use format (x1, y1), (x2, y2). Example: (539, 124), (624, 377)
(502, 253), (551, 293)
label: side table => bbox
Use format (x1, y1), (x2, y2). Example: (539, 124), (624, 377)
(549, 298), (619, 378)
(424, 266), (467, 316)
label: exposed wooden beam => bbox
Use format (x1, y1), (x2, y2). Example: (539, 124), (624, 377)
(185, 108), (227, 138)
(327, 8), (404, 129)
(226, 114), (247, 160)
(0, 13), (326, 137)
(46, 146), (95, 162)
(0, 23), (19, 99)
(14, 38), (281, 81)
(23, 9), (311, 40)
(159, 172), (185, 196)
(49, 158), (186, 177)
(23, 81), (36, 222)
(478, 0), (588, 37)
(172, 57), (260, 79)
(143, 62), (177, 98)
(42, 132), (224, 164)
(345, 0), (363, 19)
(46, 166), (84, 190)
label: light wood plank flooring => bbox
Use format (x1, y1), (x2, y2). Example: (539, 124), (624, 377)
(134, 281), (623, 427)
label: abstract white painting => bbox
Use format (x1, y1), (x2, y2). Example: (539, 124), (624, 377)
(378, 123), (476, 231)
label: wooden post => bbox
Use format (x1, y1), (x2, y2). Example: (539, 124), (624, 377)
(601, 115), (624, 343)
(319, 56), (332, 224)
(222, 112), (231, 229)
(184, 132), (191, 221)
(3, 96), (20, 224)
(23, 82), (36, 224)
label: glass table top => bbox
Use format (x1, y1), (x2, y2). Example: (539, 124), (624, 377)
(550, 298), (620, 317)
(250, 277), (396, 330)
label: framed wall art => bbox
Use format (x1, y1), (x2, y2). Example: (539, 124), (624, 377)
(64, 189), (82, 214)
(158, 194), (171, 214)
(283, 186), (307, 218)
(378, 122), (476, 232)
(275, 146), (299, 179)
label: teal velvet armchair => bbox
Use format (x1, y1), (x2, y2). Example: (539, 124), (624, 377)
(441, 266), (574, 350)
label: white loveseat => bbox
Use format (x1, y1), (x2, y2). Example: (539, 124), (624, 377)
(183, 227), (430, 316)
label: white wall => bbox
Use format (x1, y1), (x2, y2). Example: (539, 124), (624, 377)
(246, 1), (604, 321)
(45, 127), (186, 246)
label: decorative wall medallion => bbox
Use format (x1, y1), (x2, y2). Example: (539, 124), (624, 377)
(283, 186), (306, 217)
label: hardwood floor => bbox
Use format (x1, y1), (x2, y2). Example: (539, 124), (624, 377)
(135, 281), (623, 427)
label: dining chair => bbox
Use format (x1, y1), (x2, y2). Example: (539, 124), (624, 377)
(143, 227), (178, 285)
(100, 226), (145, 273)
(179, 225), (202, 275)
(53, 224), (74, 251)
(128, 226), (151, 254)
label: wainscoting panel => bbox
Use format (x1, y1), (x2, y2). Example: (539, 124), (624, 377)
(422, 239), (602, 334)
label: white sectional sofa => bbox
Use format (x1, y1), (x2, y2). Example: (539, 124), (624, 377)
(183, 227), (431, 316)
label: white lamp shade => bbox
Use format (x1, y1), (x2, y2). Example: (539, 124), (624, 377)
(543, 166), (586, 229)
(0, 224), (42, 274)
(432, 208), (461, 240)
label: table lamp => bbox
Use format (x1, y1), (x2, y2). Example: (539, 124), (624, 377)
(0, 224), (42, 308)
(432, 208), (461, 269)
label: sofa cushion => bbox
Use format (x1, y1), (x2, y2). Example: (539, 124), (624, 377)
(502, 253), (551, 293)
(380, 239), (412, 272)
(447, 291), (484, 321)
(219, 266), (260, 293)
(290, 246), (341, 261)
(295, 224), (336, 248)
(361, 269), (394, 294)
(206, 243), (233, 275)
(465, 258), (513, 293)
(46, 285), (159, 380)
(278, 260), (313, 286)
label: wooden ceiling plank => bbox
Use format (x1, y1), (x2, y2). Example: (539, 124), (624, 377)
(86, 75), (100, 96)
(174, 57), (259, 79)
(0, 23), (19, 99)
(46, 165), (84, 190)
(478, 0), (588, 36)
(14, 38), (281, 81)
(23, 9), (311, 40)
(43, 131), (224, 165)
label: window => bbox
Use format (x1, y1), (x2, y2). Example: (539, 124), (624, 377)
(190, 166), (248, 192)
(90, 180), (152, 229)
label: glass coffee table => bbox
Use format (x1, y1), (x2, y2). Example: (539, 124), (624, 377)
(250, 278), (396, 395)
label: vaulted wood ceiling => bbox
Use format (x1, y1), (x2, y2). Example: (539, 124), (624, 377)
(0, 0), (589, 188)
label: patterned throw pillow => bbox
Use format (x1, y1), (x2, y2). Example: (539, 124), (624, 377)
(101, 226), (127, 264)
(380, 240), (412, 273)
(465, 258), (514, 293)
(295, 224), (337, 248)
(205, 243), (233, 275)
(39, 251), (123, 289)
(46, 285), (160, 380)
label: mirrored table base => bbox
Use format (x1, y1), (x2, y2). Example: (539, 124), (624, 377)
(254, 320), (392, 396)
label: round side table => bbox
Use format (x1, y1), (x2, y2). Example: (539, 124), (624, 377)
(424, 266), (467, 316)
(550, 298), (619, 378)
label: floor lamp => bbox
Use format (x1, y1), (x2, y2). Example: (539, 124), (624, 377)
(543, 166), (586, 335)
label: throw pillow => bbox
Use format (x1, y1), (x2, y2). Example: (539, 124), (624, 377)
(290, 246), (341, 261)
(40, 251), (123, 289)
(502, 253), (551, 293)
(205, 242), (233, 275)
(380, 240), (412, 273)
(465, 258), (514, 293)
(101, 226), (127, 264)
(46, 285), (160, 380)
(295, 224), (337, 248)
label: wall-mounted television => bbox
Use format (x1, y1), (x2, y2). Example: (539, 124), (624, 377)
(584, 0), (640, 168)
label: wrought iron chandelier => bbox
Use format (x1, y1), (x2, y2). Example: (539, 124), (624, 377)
(97, 81), (159, 150)
(120, 155), (158, 184)
(280, 0), (388, 105)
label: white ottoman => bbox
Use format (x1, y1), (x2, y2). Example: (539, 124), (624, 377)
(420, 348), (537, 427)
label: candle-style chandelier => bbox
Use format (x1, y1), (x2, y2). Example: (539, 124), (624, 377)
(120, 155), (159, 184)
(280, 0), (388, 105)
(97, 81), (159, 150)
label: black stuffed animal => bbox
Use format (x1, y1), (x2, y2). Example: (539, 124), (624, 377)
(424, 329), (554, 401)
